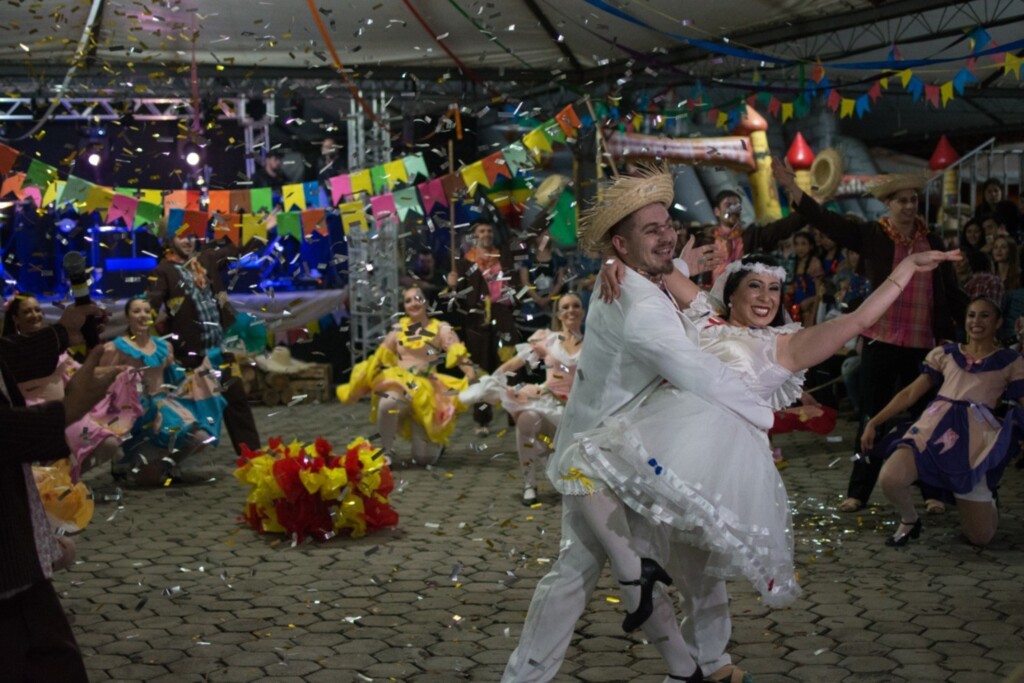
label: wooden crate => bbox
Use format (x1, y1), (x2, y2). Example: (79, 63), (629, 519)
(249, 363), (333, 406)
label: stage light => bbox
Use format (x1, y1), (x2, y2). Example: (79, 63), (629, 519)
(87, 151), (102, 166)
(185, 150), (201, 166)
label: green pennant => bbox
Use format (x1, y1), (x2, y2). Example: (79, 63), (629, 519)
(548, 189), (577, 247)
(276, 211), (302, 241)
(403, 154), (429, 180)
(250, 187), (273, 213)
(24, 159), (57, 189)
(393, 187), (423, 220)
(134, 201), (163, 231)
(541, 118), (566, 144)
(502, 142), (534, 176)
(57, 175), (94, 206)
(370, 164), (390, 194)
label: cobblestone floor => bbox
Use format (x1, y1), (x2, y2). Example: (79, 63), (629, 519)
(58, 400), (1024, 682)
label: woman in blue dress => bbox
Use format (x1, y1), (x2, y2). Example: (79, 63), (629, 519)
(101, 297), (227, 484)
(862, 297), (1024, 547)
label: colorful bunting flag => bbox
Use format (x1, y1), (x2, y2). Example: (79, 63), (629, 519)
(460, 160), (489, 195)
(24, 159), (57, 189)
(282, 183), (306, 211)
(481, 152), (512, 185)
(329, 174), (352, 205)
(393, 187), (423, 220)
(0, 172), (25, 199)
(212, 213), (241, 245)
(0, 143), (18, 175)
(522, 128), (553, 159)
(301, 209), (328, 237)
(384, 159), (409, 188)
(555, 104), (581, 137)
(369, 194), (397, 220)
(251, 187), (274, 213)
(940, 82), (955, 107)
(339, 201), (367, 235)
(207, 190), (231, 215)
(369, 164), (390, 194)
(134, 201), (163, 231)
(276, 211), (302, 241)
(403, 153), (429, 181)
(417, 178), (447, 212)
(501, 142), (533, 175)
(242, 213), (268, 244)
(350, 169), (373, 197)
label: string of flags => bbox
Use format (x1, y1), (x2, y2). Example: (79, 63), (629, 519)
(0, 104), (583, 245)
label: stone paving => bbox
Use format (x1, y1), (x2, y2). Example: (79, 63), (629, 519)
(58, 400), (1024, 682)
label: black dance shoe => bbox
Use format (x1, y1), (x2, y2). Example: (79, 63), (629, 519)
(669, 667), (704, 682)
(620, 557), (674, 633)
(886, 518), (922, 547)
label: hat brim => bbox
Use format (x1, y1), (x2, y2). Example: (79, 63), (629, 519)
(578, 169), (675, 255)
(867, 174), (928, 200)
(809, 148), (844, 200)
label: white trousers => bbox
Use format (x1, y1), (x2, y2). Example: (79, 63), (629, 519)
(501, 494), (732, 682)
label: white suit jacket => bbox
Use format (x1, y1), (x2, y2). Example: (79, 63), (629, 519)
(548, 262), (774, 492)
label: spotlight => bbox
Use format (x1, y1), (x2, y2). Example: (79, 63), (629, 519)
(87, 152), (102, 166)
(185, 150), (201, 166)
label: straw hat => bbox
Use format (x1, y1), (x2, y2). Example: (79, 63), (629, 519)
(578, 168), (674, 255)
(254, 346), (313, 374)
(809, 148), (844, 200)
(532, 174), (570, 208)
(867, 173), (927, 200)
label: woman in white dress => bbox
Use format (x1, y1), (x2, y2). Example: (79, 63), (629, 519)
(461, 293), (583, 505)
(580, 248), (959, 608)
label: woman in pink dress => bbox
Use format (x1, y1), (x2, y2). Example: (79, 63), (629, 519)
(461, 293), (584, 505)
(337, 287), (476, 465)
(4, 294), (141, 481)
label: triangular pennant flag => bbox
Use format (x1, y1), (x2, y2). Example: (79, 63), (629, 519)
(502, 142), (534, 175)
(940, 81), (955, 107)
(952, 68), (977, 95)
(303, 181), (321, 209)
(393, 187), (423, 220)
(925, 84), (940, 108)
(417, 178), (447, 212)
(840, 98), (856, 119)
(282, 183), (306, 211)
(42, 180), (62, 206)
(767, 97), (781, 118)
(228, 190), (252, 214)
(522, 128), (553, 159)
(339, 200), (367, 235)
(541, 118), (567, 144)
(810, 63), (825, 83)
(782, 102), (794, 123)
(24, 159), (57, 189)
(548, 189), (577, 247)
(329, 174), (351, 205)
(716, 111), (729, 129)
(384, 159), (408, 188)
(1004, 52), (1022, 79)
(107, 193), (138, 227)
(969, 26), (992, 54)
(164, 189), (189, 214)
(481, 152), (512, 185)
(441, 172), (467, 200)
(369, 164), (390, 194)
(369, 194), (397, 220)
(350, 169), (373, 197)
(868, 81), (883, 103)
(826, 90), (842, 112)
(138, 189), (163, 206)
(241, 213), (269, 245)
(134, 201), (163, 231)
(898, 69), (914, 88)
(907, 76), (925, 101)
(0, 172), (25, 199)
(212, 213), (241, 245)
(84, 185), (115, 212)
(403, 153), (429, 181)
(276, 211), (303, 241)
(555, 104), (582, 138)
(0, 143), (18, 175)
(879, 76), (889, 90)
(184, 190), (201, 211)
(58, 176), (95, 206)
(301, 208), (328, 237)
(250, 187), (274, 213)
(207, 190), (231, 215)
(855, 95), (872, 118)
(179, 210), (210, 239)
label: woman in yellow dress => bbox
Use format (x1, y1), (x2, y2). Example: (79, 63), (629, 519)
(337, 287), (475, 465)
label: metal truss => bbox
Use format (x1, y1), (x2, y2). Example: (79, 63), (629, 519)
(346, 215), (400, 364)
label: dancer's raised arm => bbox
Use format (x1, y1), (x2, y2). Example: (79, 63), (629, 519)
(777, 250), (960, 373)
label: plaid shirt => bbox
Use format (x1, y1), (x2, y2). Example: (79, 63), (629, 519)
(862, 235), (934, 349)
(174, 263), (223, 350)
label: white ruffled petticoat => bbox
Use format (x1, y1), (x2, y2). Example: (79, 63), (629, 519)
(574, 292), (806, 607)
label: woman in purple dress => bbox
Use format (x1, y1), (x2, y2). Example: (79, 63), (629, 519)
(862, 297), (1024, 547)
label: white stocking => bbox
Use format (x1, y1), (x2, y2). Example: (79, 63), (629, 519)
(515, 409), (552, 489)
(376, 391), (406, 453)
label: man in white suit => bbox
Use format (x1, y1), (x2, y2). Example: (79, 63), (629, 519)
(502, 170), (771, 683)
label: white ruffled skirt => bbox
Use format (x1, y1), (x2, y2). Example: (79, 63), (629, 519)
(575, 384), (800, 607)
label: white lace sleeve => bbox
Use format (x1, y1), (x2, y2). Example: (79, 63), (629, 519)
(684, 290), (718, 323)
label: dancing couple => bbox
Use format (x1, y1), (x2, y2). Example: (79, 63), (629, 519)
(502, 168), (958, 682)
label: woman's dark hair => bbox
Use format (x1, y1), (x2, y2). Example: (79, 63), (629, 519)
(960, 218), (984, 250)
(965, 249), (993, 274)
(2, 294), (37, 338)
(721, 253), (787, 327)
(123, 295), (151, 317)
(967, 295), (1002, 320)
(981, 178), (1003, 193)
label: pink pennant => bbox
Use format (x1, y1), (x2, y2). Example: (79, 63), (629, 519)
(369, 193), (397, 220)
(925, 84), (940, 108)
(868, 82), (883, 103)
(329, 174), (351, 205)
(107, 193), (139, 226)
(417, 178), (447, 212)
(826, 90), (841, 112)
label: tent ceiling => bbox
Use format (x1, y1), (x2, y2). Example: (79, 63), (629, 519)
(0, 0), (1021, 155)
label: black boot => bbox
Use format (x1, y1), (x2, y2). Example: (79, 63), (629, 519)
(620, 557), (673, 633)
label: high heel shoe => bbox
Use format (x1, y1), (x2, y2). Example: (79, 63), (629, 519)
(620, 557), (673, 633)
(669, 667), (704, 682)
(886, 518), (922, 547)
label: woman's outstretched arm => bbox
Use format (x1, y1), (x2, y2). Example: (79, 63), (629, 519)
(777, 250), (961, 372)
